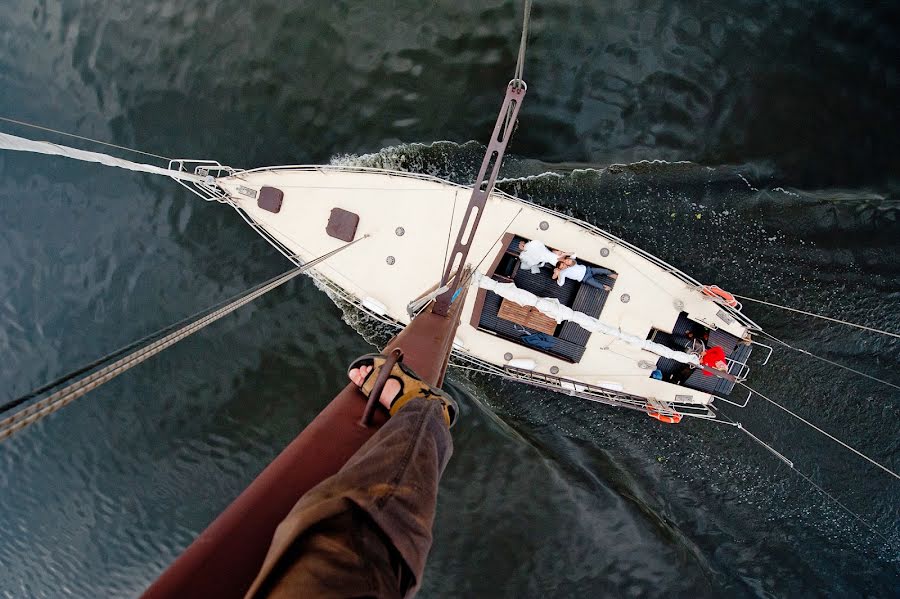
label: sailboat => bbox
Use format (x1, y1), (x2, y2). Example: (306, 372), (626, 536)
(1, 2), (895, 596)
(182, 157), (764, 423)
(0, 92), (763, 429)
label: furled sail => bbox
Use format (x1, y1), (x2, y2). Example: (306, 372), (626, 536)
(476, 273), (701, 365)
(0, 131), (207, 183)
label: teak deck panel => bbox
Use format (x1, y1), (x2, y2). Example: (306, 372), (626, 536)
(497, 298), (558, 335)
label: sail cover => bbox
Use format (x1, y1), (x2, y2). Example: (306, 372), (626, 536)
(476, 273), (701, 365)
(0, 131), (207, 183)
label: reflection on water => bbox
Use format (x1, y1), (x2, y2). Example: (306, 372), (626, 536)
(0, 1), (897, 597)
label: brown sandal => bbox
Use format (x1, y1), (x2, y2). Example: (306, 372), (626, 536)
(348, 353), (458, 427)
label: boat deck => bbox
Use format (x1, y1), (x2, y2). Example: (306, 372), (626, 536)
(652, 313), (753, 395)
(216, 166), (761, 409)
(476, 235), (615, 363)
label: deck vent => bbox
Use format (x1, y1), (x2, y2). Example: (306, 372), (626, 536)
(503, 352), (513, 361)
(673, 299), (685, 310)
(326, 207), (359, 241)
(257, 186), (284, 213)
(600, 247), (610, 257)
(620, 293), (631, 303)
(716, 309), (735, 325)
(386, 256), (396, 265)
(638, 360), (653, 369)
(550, 366), (560, 374)
(539, 221), (549, 230)
(395, 227), (405, 236)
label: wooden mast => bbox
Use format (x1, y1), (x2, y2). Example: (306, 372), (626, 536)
(144, 81), (526, 599)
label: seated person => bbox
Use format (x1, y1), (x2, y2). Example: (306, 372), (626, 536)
(666, 363), (693, 386)
(700, 345), (728, 376)
(666, 341), (727, 385)
(552, 257), (617, 291)
(680, 330), (708, 357)
(518, 240), (571, 273)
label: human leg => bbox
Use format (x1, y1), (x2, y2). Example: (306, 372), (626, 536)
(585, 266), (614, 278)
(245, 365), (454, 599)
(580, 266), (613, 290)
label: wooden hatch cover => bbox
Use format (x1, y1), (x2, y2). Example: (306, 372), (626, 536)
(326, 208), (359, 242)
(498, 298), (558, 335)
(257, 186), (284, 213)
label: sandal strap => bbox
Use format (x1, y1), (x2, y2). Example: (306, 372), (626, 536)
(349, 353), (458, 427)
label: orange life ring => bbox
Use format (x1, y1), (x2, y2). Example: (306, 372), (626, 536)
(701, 285), (739, 308)
(646, 408), (683, 424)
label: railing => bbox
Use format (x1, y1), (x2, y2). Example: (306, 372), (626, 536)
(224, 164), (764, 332)
(714, 388), (753, 409)
(751, 340), (774, 365)
(170, 160), (761, 339)
(501, 366), (717, 420)
(168, 159), (234, 203)
(726, 357), (751, 382)
(175, 161), (764, 393)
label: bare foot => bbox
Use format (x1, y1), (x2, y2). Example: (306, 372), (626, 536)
(610, 273), (618, 279)
(349, 365), (401, 409)
(518, 241), (526, 250)
(603, 284), (611, 291)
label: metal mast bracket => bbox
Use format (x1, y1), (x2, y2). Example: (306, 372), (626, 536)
(433, 80), (526, 316)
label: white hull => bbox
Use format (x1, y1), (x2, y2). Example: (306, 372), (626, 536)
(215, 166), (760, 419)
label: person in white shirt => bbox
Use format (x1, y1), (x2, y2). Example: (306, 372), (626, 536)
(518, 240), (571, 273)
(553, 258), (617, 290)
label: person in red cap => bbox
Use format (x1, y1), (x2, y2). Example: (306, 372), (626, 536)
(700, 345), (728, 376)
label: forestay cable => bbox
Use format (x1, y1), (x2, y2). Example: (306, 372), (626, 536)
(710, 411), (892, 545)
(735, 381), (900, 481)
(735, 294), (900, 339)
(0, 237), (368, 442)
(513, 0), (534, 83)
(761, 330), (900, 391)
(0, 115), (172, 161)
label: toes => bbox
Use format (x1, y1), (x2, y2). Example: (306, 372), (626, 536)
(349, 364), (372, 386)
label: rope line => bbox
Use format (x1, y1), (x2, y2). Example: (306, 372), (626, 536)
(442, 189), (460, 281)
(459, 208), (523, 293)
(735, 381), (899, 481)
(0, 265), (335, 418)
(513, 0), (533, 83)
(0, 115), (172, 161)
(0, 237), (367, 442)
(735, 294), (900, 339)
(761, 331), (900, 391)
(713, 410), (891, 545)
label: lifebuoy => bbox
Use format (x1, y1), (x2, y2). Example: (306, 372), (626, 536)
(646, 408), (683, 424)
(701, 285), (740, 308)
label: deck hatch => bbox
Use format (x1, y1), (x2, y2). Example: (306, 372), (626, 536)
(257, 186), (284, 213)
(326, 208), (359, 242)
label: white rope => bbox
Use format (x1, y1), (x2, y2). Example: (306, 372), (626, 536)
(735, 381), (899, 481)
(735, 294), (900, 339)
(761, 330), (900, 391)
(0, 131), (206, 184)
(0, 116), (172, 161)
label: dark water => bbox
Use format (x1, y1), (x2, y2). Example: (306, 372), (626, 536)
(1, 1), (898, 597)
